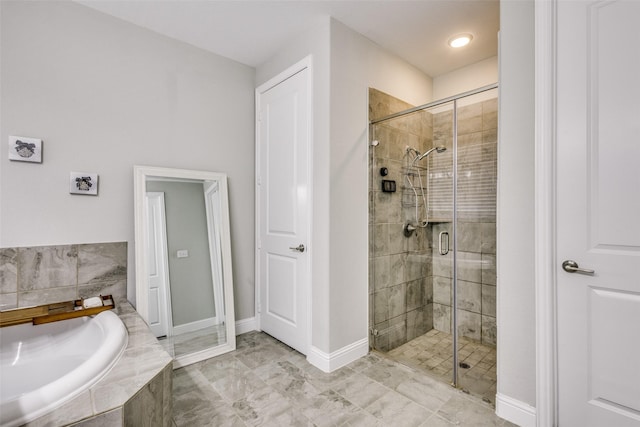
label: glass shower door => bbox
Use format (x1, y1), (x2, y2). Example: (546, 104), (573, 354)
(368, 94), (456, 386)
(427, 101), (456, 386)
(368, 85), (498, 404)
(453, 89), (498, 403)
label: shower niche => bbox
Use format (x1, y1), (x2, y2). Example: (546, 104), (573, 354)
(369, 86), (498, 403)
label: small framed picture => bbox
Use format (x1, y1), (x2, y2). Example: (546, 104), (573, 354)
(70, 172), (99, 196)
(8, 136), (42, 163)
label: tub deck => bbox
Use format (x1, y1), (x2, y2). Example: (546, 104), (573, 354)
(3, 301), (173, 426)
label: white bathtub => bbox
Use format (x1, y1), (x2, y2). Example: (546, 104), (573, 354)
(0, 310), (128, 427)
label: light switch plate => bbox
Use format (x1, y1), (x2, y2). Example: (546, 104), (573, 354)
(177, 250), (189, 258)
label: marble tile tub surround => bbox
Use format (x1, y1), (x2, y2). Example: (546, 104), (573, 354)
(172, 331), (514, 427)
(0, 241), (127, 310)
(23, 302), (173, 427)
(369, 88), (434, 352)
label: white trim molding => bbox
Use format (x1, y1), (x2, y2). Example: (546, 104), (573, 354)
(534, 1), (558, 427)
(235, 317), (257, 335)
(496, 393), (537, 427)
(306, 338), (369, 373)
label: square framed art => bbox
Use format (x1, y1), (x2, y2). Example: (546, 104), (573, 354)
(8, 136), (42, 163)
(69, 172), (99, 196)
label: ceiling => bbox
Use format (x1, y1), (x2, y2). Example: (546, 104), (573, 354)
(77, 0), (499, 78)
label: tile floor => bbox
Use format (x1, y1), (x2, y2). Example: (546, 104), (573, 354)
(159, 324), (227, 359)
(387, 329), (497, 404)
(172, 331), (514, 426)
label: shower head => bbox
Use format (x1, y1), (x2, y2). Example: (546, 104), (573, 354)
(414, 146), (447, 162)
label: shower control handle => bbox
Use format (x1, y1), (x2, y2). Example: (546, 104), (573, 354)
(562, 260), (595, 275)
(439, 232), (449, 255)
(289, 244), (305, 253)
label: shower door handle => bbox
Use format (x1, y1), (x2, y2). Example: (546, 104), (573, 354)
(439, 232), (449, 255)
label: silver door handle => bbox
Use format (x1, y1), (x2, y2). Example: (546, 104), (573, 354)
(562, 260), (595, 275)
(289, 244), (305, 253)
(439, 232), (449, 255)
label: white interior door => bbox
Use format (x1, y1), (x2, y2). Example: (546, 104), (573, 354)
(146, 192), (173, 338)
(256, 63), (310, 355)
(556, 1), (640, 425)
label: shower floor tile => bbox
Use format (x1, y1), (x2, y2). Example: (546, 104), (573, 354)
(387, 329), (497, 405)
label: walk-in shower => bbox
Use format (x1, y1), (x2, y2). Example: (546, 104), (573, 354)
(369, 84), (498, 403)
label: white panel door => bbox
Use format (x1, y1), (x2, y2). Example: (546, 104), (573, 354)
(257, 66), (310, 355)
(557, 1), (640, 425)
(146, 192), (172, 338)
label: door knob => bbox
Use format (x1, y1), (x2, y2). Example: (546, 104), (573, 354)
(289, 244), (305, 253)
(562, 260), (595, 275)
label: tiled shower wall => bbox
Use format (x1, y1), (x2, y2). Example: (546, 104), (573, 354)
(0, 242), (127, 310)
(430, 99), (498, 347)
(369, 89), (498, 350)
(369, 88), (434, 351)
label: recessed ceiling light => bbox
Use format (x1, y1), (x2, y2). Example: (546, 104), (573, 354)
(448, 34), (473, 48)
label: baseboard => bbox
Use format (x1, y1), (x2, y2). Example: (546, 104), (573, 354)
(495, 393), (536, 427)
(307, 337), (369, 373)
(235, 317), (257, 335)
(172, 316), (218, 336)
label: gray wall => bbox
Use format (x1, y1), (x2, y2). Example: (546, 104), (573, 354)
(497, 0), (536, 407)
(328, 20), (434, 353)
(146, 181), (215, 326)
(0, 0), (256, 320)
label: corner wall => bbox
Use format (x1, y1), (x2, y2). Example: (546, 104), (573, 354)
(329, 19), (432, 353)
(0, 1), (256, 320)
(497, 0), (537, 412)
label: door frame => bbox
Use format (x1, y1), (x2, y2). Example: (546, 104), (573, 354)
(535, 0), (559, 425)
(254, 55), (314, 354)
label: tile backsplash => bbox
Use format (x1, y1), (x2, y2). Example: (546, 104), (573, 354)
(0, 242), (127, 310)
